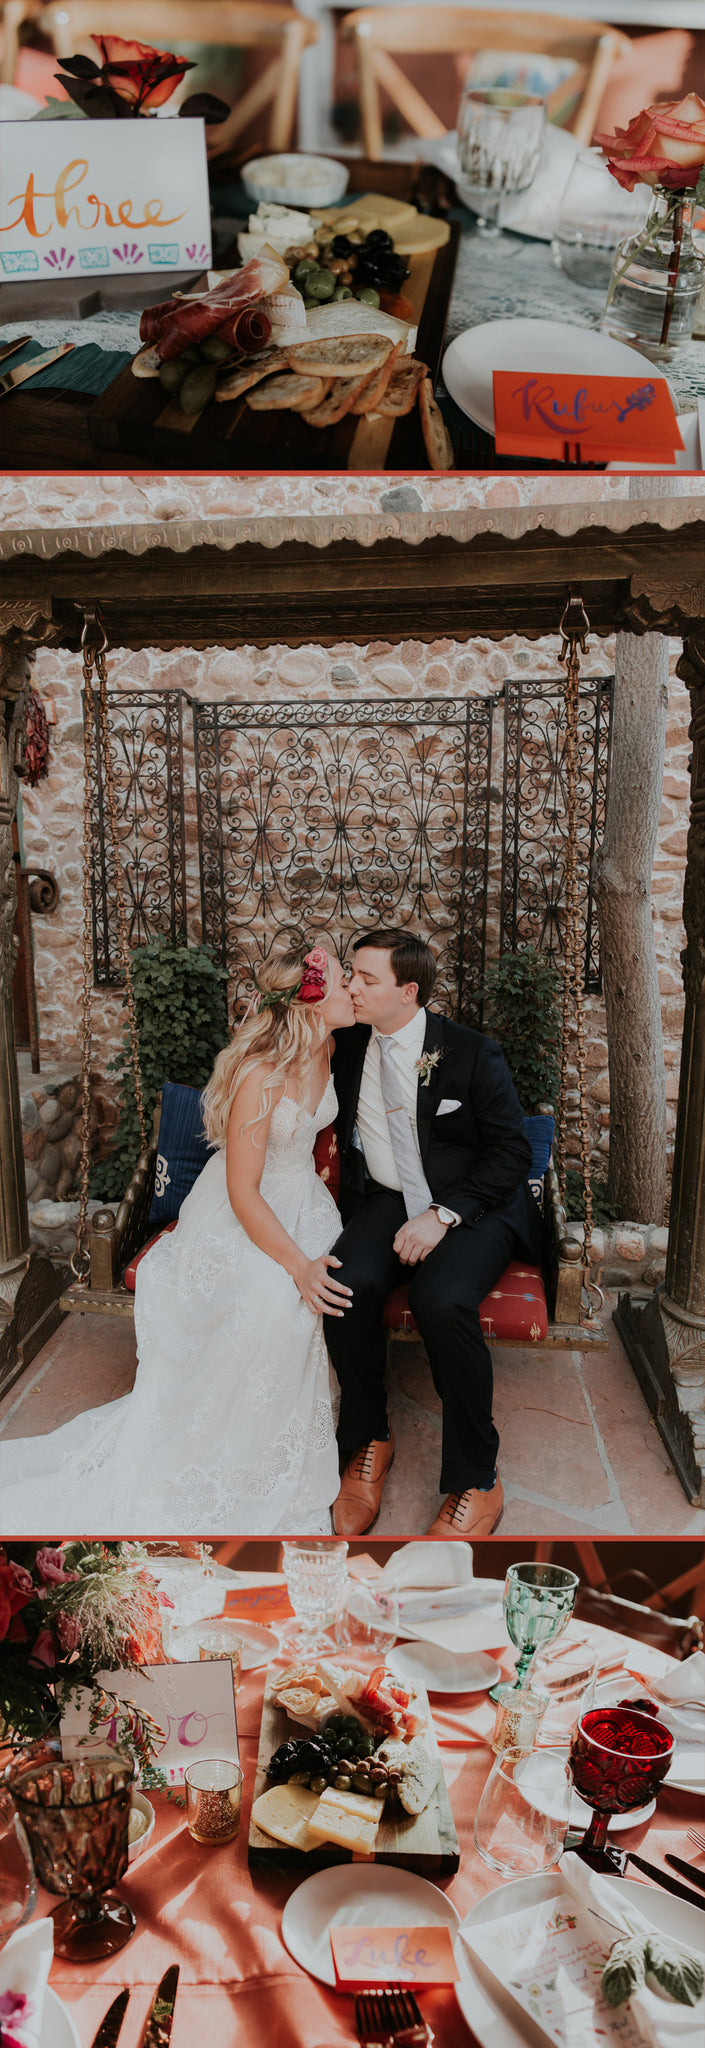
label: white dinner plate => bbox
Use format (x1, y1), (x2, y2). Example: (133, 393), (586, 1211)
(665, 1748), (705, 1798)
(281, 1864), (460, 1987)
(387, 1642), (502, 1696)
(442, 317), (672, 435)
(455, 1871), (705, 2048)
(514, 1749), (655, 1833)
(42, 1988), (81, 2048)
(163, 1618), (278, 1670)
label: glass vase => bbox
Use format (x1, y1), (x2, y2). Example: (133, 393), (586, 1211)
(600, 184), (705, 362)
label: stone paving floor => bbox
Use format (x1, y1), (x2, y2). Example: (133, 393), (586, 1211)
(1, 1290), (703, 1536)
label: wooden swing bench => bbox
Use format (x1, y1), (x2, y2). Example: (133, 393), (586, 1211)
(60, 1092), (607, 1351)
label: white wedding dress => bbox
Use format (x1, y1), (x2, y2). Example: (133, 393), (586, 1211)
(0, 1077), (342, 1536)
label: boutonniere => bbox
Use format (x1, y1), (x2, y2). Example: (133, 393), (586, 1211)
(415, 1047), (443, 1088)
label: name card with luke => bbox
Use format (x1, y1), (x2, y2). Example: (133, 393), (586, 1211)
(60, 1661), (238, 1784)
(0, 119), (211, 281)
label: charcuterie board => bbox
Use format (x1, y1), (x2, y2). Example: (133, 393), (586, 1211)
(86, 163), (459, 470)
(248, 1670), (460, 1875)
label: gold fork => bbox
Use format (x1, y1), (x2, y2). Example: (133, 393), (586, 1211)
(355, 1987), (431, 2046)
(687, 1826), (705, 1856)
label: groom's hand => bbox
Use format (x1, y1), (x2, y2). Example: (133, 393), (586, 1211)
(394, 1208), (448, 1264)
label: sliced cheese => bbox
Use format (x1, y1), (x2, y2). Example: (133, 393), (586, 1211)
(313, 195), (418, 233)
(303, 301), (416, 356)
(252, 1784), (321, 1851)
(307, 1786), (384, 1853)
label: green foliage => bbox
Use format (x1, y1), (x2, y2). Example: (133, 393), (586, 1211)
(477, 948), (562, 1113)
(90, 937), (229, 1202)
(564, 1169), (618, 1228)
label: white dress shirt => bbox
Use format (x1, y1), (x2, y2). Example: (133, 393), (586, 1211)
(355, 1007), (428, 1191)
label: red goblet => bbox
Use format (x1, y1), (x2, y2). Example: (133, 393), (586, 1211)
(568, 1705), (674, 1872)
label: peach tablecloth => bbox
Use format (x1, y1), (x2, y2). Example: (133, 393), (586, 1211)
(38, 1625), (703, 2048)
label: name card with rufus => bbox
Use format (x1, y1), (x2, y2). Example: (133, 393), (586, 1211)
(493, 371), (683, 464)
(0, 119), (211, 281)
(330, 1925), (459, 1989)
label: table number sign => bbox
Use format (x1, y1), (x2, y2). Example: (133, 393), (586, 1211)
(330, 1924), (459, 1989)
(493, 370), (684, 464)
(0, 118), (211, 280)
(60, 1660), (238, 1784)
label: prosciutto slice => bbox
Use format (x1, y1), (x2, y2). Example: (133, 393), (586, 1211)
(139, 298), (179, 345)
(214, 305), (272, 353)
(155, 245), (288, 360)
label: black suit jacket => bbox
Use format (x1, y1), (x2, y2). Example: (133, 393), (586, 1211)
(332, 1010), (542, 1256)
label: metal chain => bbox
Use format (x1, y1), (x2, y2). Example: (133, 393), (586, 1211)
(70, 611), (147, 1283)
(557, 593), (594, 1288)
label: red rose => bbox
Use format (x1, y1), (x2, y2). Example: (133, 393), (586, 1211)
(596, 93), (705, 193)
(55, 1612), (81, 1655)
(0, 1559), (33, 1641)
(297, 947), (328, 1004)
(94, 34), (192, 112)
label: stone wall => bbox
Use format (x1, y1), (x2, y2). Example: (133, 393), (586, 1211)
(19, 1054), (83, 1205)
(17, 624), (689, 1201)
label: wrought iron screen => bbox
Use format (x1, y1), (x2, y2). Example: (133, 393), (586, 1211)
(193, 698), (494, 1022)
(501, 676), (613, 991)
(86, 689), (188, 986)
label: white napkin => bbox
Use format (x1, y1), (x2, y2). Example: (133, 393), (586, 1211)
(375, 1543), (504, 1654)
(648, 1653), (705, 1709)
(0, 1922), (53, 2048)
(558, 1851), (704, 2048)
(377, 1541), (475, 1593)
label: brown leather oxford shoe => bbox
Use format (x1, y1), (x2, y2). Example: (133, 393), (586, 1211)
(333, 1433), (396, 1537)
(425, 1472), (504, 1537)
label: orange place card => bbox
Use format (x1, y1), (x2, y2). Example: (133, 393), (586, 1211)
(330, 1925), (459, 1989)
(223, 1586), (294, 1625)
(493, 371), (684, 464)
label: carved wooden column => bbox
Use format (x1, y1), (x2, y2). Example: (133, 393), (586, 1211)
(614, 621), (705, 1503)
(0, 612), (68, 1395)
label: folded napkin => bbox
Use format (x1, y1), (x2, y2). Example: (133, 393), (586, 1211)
(647, 1653), (705, 1709)
(558, 1851), (704, 2048)
(0, 1922), (53, 2048)
(374, 1543), (504, 1653)
(377, 1542), (476, 1593)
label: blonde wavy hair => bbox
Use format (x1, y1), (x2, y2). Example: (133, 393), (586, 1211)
(201, 942), (332, 1148)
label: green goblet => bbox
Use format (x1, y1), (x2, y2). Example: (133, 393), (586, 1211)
(489, 1562), (579, 1703)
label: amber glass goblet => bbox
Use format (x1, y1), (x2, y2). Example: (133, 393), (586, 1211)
(568, 1705), (674, 1872)
(6, 1750), (136, 1961)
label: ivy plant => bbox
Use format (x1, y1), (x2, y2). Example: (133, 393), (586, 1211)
(90, 937), (229, 1202)
(477, 948), (562, 1113)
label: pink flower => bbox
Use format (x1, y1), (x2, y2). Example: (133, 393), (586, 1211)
(35, 1547), (79, 1588)
(596, 94), (705, 192)
(55, 1611), (81, 1654)
(94, 34), (192, 111)
(8, 1561), (33, 1599)
(0, 1989), (33, 2048)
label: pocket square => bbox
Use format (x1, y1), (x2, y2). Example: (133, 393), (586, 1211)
(436, 1097), (462, 1116)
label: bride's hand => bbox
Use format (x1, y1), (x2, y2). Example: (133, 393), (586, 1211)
(296, 1254), (352, 1317)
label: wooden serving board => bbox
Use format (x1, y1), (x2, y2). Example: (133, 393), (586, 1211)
(87, 221), (459, 472)
(247, 1678), (460, 1875)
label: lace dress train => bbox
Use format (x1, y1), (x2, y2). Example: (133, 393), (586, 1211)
(0, 1079), (342, 1535)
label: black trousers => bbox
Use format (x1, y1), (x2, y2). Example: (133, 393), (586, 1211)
(324, 1183), (523, 1492)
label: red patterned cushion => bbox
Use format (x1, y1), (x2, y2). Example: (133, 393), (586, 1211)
(384, 1261), (548, 1343)
(123, 1220), (177, 1292)
(313, 1122), (341, 1203)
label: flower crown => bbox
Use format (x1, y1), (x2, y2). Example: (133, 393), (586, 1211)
(255, 947), (328, 1013)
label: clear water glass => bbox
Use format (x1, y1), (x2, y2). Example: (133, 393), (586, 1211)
(337, 1578), (399, 1656)
(457, 88), (546, 236)
(474, 1744), (572, 1876)
(552, 147), (650, 292)
(281, 1539), (349, 1655)
(0, 1801), (37, 1948)
(197, 1621), (243, 1698)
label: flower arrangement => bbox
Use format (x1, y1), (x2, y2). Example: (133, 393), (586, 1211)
(46, 32), (229, 125)
(596, 94), (705, 357)
(0, 1542), (172, 1766)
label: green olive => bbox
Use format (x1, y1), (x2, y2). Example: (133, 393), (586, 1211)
(200, 334), (233, 364)
(159, 358), (189, 394)
(303, 266), (336, 302)
(333, 284), (353, 301)
(356, 287), (380, 308)
(179, 364), (217, 414)
(310, 1775), (327, 1793)
(293, 258), (318, 286)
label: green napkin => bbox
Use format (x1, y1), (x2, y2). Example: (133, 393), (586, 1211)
(4, 339), (131, 394)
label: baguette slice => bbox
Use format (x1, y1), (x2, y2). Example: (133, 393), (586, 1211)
(376, 358), (427, 417)
(215, 346), (290, 402)
(305, 366), (380, 427)
(246, 371), (328, 411)
(285, 334), (392, 380)
(419, 375), (454, 469)
(350, 338), (403, 414)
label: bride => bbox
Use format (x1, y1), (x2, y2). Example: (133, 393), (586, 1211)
(0, 944), (354, 1535)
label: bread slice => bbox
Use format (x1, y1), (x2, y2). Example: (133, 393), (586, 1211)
(419, 375), (454, 469)
(246, 372), (328, 411)
(376, 358), (426, 417)
(350, 338), (403, 414)
(285, 334), (392, 380)
(215, 347), (289, 403)
(305, 366), (380, 426)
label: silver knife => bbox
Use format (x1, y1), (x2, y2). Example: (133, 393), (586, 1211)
(0, 342), (75, 396)
(140, 1964), (180, 2046)
(90, 1990), (130, 2048)
(0, 334), (31, 367)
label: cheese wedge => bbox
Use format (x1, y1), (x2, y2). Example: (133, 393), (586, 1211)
(307, 1786), (385, 1854)
(313, 194), (418, 233)
(252, 1784), (321, 1851)
(393, 216), (451, 255)
(303, 301), (416, 355)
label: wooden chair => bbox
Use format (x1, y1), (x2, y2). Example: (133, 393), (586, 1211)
(340, 7), (630, 162)
(33, 1), (318, 149)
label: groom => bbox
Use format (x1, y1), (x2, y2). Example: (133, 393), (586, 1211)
(324, 929), (543, 1538)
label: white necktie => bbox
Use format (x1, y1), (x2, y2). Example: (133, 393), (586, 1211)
(377, 1036), (433, 1219)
